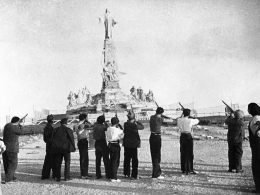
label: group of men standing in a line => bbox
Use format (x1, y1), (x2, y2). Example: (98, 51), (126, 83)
(41, 110), (144, 182)
(1, 103), (260, 194)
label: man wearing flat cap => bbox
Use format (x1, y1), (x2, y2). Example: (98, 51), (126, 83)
(123, 110), (144, 180)
(225, 110), (245, 173)
(41, 115), (56, 180)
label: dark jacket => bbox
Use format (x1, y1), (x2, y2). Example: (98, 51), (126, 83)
(225, 116), (245, 144)
(3, 123), (23, 153)
(123, 121), (144, 148)
(43, 123), (54, 153)
(51, 125), (76, 154)
(93, 123), (107, 141)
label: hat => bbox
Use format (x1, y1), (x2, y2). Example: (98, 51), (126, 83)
(111, 117), (119, 125)
(47, 115), (54, 123)
(127, 110), (135, 120)
(234, 110), (244, 119)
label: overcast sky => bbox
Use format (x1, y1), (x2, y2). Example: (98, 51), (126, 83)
(0, 0), (260, 116)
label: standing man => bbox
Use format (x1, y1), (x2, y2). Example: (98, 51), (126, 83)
(149, 107), (166, 179)
(123, 110), (144, 180)
(2, 116), (24, 183)
(93, 115), (110, 179)
(106, 117), (124, 182)
(177, 109), (199, 175)
(225, 110), (245, 173)
(51, 118), (76, 181)
(41, 115), (55, 180)
(74, 113), (92, 179)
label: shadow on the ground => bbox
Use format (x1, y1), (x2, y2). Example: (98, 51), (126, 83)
(3, 161), (253, 195)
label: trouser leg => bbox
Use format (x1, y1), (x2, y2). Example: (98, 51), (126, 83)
(64, 153), (71, 180)
(95, 146), (102, 178)
(228, 143), (235, 171)
(131, 148), (138, 178)
(42, 151), (52, 178)
(234, 142), (243, 171)
(3, 152), (18, 182)
(252, 148), (260, 191)
(186, 136), (194, 172)
(109, 144), (120, 180)
(102, 144), (110, 179)
(54, 153), (63, 180)
(149, 134), (162, 178)
(78, 139), (89, 177)
(123, 147), (131, 177)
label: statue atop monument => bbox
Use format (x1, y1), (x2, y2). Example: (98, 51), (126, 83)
(99, 9), (117, 39)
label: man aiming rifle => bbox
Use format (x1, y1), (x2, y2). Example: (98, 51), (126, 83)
(177, 105), (199, 175)
(149, 103), (169, 179)
(2, 114), (27, 183)
(222, 100), (245, 173)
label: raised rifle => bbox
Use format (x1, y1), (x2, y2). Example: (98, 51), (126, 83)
(18, 113), (28, 125)
(179, 102), (185, 110)
(130, 104), (137, 122)
(155, 101), (173, 120)
(222, 100), (234, 113)
(115, 110), (123, 130)
(179, 102), (196, 119)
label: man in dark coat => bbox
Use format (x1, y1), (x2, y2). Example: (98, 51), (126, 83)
(2, 116), (24, 183)
(41, 115), (55, 180)
(93, 115), (110, 179)
(225, 110), (245, 173)
(123, 110), (144, 179)
(51, 118), (76, 181)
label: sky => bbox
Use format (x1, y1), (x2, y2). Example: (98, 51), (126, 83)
(0, 0), (260, 117)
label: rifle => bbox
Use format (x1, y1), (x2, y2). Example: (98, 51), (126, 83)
(18, 113), (28, 125)
(179, 102), (185, 110)
(179, 102), (196, 119)
(222, 100), (234, 113)
(115, 110), (123, 130)
(130, 104), (136, 122)
(154, 101), (173, 120)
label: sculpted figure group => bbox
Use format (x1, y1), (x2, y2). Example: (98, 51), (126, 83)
(130, 86), (154, 102)
(67, 86), (92, 109)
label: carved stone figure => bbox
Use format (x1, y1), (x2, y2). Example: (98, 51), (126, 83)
(146, 89), (154, 102)
(76, 89), (82, 105)
(99, 9), (117, 39)
(67, 91), (76, 107)
(130, 86), (137, 99)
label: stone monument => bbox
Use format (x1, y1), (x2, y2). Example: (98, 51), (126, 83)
(66, 9), (156, 115)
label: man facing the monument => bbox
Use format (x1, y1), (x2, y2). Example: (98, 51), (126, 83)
(51, 118), (76, 181)
(2, 116), (24, 183)
(123, 110), (144, 179)
(41, 115), (55, 180)
(93, 115), (110, 179)
(177, 109), (199, 175)
(149, 107), (166, 179)
(74, 114), (92, 179)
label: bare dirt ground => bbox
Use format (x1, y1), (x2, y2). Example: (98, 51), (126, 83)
(1, 126), (255, 195)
